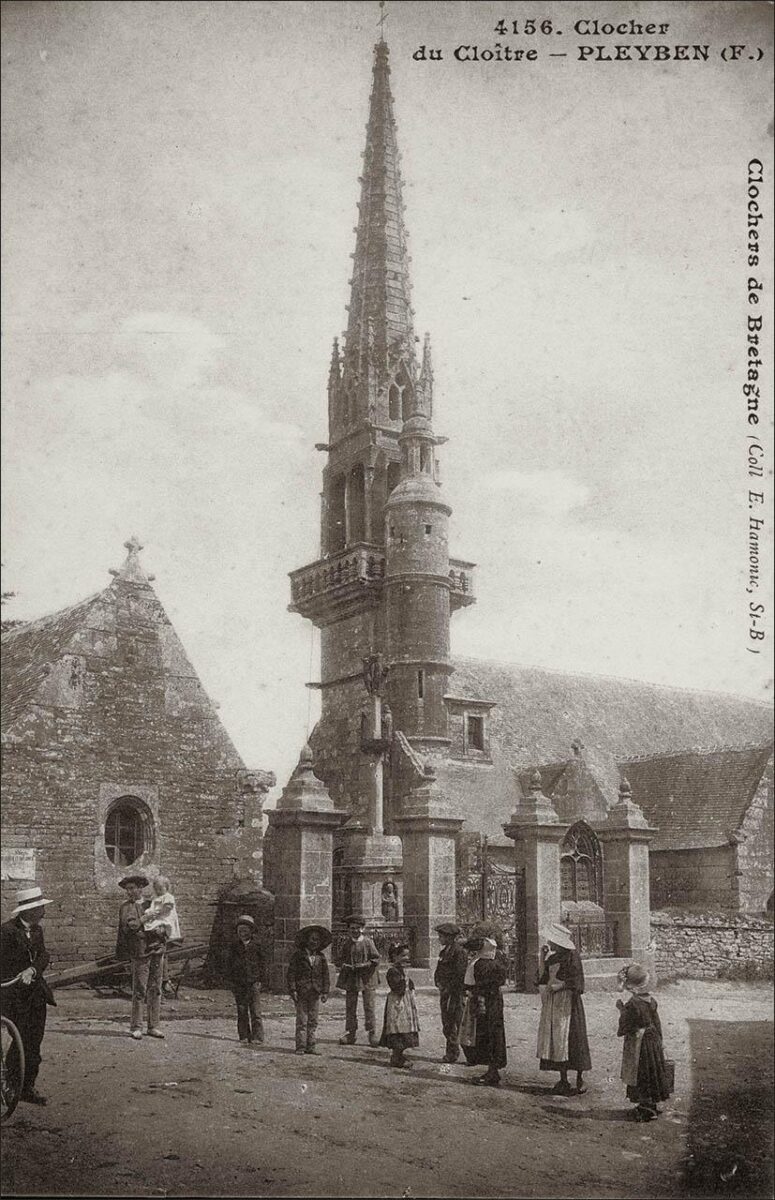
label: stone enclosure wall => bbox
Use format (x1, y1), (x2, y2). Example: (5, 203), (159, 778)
(651, 910), (774, 980)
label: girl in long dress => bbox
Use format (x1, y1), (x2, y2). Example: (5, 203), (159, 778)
(459, 937), (508, 1087)
(616, 962), (672, 1121)
(536, 923), (592, 1095)
(379, 942), (419, 1068)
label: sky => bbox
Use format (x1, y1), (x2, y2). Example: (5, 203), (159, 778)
(2, 0), (773, 799)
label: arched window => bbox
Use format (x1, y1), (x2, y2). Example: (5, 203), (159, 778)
(560, 822), (603, 905)
(387, 364), (413, 423)
(104, 797), (154, 867)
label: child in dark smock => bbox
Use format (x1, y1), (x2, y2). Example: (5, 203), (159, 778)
(616, 962), (672, 1121)
(379, 942), (419, 1068)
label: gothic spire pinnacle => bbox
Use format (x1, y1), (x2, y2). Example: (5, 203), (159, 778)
(343, 37), (415, 386)
(328, 337), (341, 382)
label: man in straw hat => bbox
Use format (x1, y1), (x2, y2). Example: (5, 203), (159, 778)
(117, 873), (166, 1041)
(434, 922), (467, 1063)
(0, 885), (56, 1104)
(225, 914), (266, 1044)
(335, 915), (380, 1046)
(287, 925), (331, 1055)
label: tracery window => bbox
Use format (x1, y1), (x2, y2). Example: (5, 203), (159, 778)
(560, 821), (603, 905)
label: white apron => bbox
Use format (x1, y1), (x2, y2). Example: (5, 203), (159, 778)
(536, 963), (573, 1061)
(620, 1028), (646, 1086)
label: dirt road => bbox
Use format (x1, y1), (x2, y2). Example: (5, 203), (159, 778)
(2, 980), (772, 1198)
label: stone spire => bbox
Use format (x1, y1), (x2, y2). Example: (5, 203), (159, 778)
(342, 39), (416, 391)
(109, 536), (155, 584)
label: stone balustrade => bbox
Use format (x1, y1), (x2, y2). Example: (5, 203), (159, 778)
(448, 558), (476, 610)
(288, 543), (386, 623)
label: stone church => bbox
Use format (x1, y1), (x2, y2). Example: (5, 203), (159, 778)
(265, 38), (772, 990)
(1, 539), (274, 967)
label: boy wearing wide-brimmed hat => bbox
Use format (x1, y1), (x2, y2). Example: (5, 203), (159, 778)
(225, 914), (266, 1044)
(287, 925), (331, 1055)
(0, 885), (56, 1105)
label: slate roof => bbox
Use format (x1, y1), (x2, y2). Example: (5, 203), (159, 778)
(441, 658), (773, 846)
(1, 592), (102, 733)
(621, 744), (773, 851)
(451, 657), (773, 764)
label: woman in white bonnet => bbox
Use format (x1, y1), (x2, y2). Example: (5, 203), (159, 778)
(536, 923), (591, 1095)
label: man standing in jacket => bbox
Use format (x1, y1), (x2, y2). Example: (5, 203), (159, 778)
(225, 915), (265, 1045)
(0, 885), (56, 1105)
(117, 873), (166, 1041)
(336, 915), (380, 1046)
(434, 922), (468, 1063)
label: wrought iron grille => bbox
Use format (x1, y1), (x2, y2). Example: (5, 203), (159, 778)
(568, 919), (618, 958)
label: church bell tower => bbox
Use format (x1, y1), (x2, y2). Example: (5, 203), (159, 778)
(288, 37), (475, 934)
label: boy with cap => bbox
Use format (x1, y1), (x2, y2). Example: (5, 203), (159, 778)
(335, 915), (380, 1046)
(117, 874), (166, 1041)
(225, 915), (266, 1044)
(434, 922), (467, 1063)
(287, 925), (331, 1055)
(0, 885), (56, 1104)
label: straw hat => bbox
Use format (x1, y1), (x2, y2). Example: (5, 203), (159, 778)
(296, 925), (333, 950)
(624, 962), (650, 990)
(118, 874), (149, 890)
(544, 922), (576, 951)
(10, 886), (54, 917)
(234, 914), (256, 929)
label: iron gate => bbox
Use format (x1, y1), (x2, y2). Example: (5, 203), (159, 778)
(456, 837), (526, 990)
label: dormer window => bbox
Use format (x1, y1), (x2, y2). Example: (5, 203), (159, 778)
(466, 714), (485, 752)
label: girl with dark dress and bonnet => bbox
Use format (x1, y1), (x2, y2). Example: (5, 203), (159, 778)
(379, 942), (419, 1068)
(537, 923), (592, 1095)
(616, 962), (672, 1121)
(459, 937), (508, 1087)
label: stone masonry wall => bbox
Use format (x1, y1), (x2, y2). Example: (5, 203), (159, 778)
(736, 757), (774, 914)
(651, 910), (774, 980)
(650, 845), (737, 911)
(1, 579), (269, 969)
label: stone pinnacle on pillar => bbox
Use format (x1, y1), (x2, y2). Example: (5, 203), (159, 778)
(607, 777), (650, 828)
(509, 769), (560, 825)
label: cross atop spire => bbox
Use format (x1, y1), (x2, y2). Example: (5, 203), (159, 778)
(377, 0), (388, 42)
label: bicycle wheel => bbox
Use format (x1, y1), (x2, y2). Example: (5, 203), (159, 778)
(1, 1015), (25, 1122)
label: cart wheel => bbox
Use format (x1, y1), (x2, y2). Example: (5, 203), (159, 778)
(1, 1015), (25, 1122)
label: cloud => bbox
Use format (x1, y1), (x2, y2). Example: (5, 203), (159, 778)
(115, 311), (225, 391)
(482, 469), (590, 514)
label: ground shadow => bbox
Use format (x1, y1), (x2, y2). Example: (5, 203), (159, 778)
(54, 1028), (129, 1040)
(541, 1103), (632, 1122)
(682, 1018), (774, 1198)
